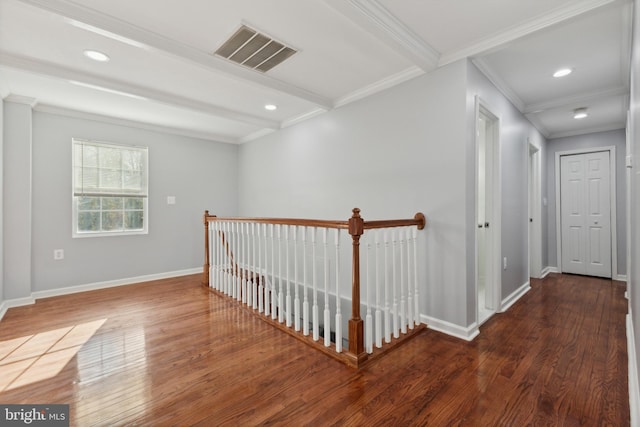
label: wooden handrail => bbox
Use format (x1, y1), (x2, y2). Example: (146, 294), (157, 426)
(203, 208), (426, 367)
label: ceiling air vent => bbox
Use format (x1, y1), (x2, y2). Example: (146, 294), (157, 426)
(215, 25), (296, 73)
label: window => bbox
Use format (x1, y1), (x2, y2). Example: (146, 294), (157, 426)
(72, 139), (148, 237)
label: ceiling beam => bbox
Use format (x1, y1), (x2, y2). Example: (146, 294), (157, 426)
(440, 0), (621, 66)
(0, 51), (281, 130)
(523, 86), (629, 114)
(15, 0), (334, 110)
(323, 0), (439, 72)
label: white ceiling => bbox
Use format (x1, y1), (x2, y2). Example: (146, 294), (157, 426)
(0, 0), (632, 143)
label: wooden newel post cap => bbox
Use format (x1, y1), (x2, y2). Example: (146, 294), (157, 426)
(349, 208), (364, 236)
(415, 212), (426, 230)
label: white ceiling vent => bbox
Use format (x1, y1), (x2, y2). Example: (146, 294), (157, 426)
(215, 25), (296, 73)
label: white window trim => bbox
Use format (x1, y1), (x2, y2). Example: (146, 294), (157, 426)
(72, 138), (149, 238)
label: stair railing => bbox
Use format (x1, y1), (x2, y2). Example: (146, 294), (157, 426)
(203, 208), (425, 367)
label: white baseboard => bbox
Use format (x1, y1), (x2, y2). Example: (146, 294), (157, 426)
(616, 274), (628, 282)
(0, 295), (36, 320)
(421, 314), (479, 341)
(500, 281), (531, 313)
(541, 266), (559, 278)
(0, 268), (201, 322)
(627, 312), (640, 427)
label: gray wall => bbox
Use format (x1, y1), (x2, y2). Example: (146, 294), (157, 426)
(0, 97), (3, 305)
(3, 101), (32, 300)
(6, 108), (238, 294)
(628, 0), (640, 395)
(466, 62), (547, 316)
(239, 60), (471, 327)
(545, 129), (627, 276)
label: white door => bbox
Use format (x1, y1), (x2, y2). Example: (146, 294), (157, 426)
(560, 151), (612, 278)
(477, 106), (498, 325)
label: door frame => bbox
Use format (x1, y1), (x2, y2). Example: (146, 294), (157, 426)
(555, 146), (618, 279)
(528, 142), (542, 279)
(474, 96), (502, 325)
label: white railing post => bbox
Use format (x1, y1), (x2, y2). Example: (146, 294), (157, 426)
(400, 228), (407, 334)
(302, 226), (309, 336)
(294, 226), (301, 332)
(271, 224), (277, 320)
(323, 228), (331, 347)
(406, 228), (414, 329)
(312, 227), (319, 341)
(365, 238), (373, 354)
(413, 228), (420, 325)
(392, 229), (399, 339)
(278, 224), (284, 324)
(286, 225), (292, 327)
(375, 230), (382, 348)
(384, 230), (391, 344)
(335, 228), (342, 353)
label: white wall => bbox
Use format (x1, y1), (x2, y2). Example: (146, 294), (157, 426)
(545, 129), (627, 277)
(4, 108), (238, 296)
(466, 62), (547, 317)
(239, 60), (471, 328)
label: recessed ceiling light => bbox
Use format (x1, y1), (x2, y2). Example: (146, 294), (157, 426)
(573, 107), (588, 119)
(84, 50), (110, 62)
(553, 68), (572, 78)
(265, 104), (278, 111)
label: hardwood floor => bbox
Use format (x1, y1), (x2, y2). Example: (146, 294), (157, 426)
(0, 273), (629, 426)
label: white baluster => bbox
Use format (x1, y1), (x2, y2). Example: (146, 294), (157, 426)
(216, 222), (221, 291)
(312, 227), (319, 341)
(294, 226), (301, 331)
(278, 224), (284, 324)
(365, 238), (373, 354)
(252, 223), (258, 310)
(400, 228), (407, 334)
(323, 228), (330, 347)
(384, 230), (391, 344)
(375, 229), (383, 348)
(406, 228), (414, 329)
(413, 228), (420, 325)
(209, 221), (214, 288)
(285, 225), (292, 327)
(302, 226), (309, 336)
(335, 228), (342, 353)
(271, 224), (277, 320)
(259, 223), (266, 313)
(235, 222), (240, 301)
(392, 229), (399, 339)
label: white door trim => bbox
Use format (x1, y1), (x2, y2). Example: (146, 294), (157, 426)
(555, 146), (618, 279)
(474, 95), (502, 325)
(528, 143), (542, 279)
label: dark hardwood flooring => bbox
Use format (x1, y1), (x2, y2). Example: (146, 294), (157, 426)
(0, 273), (629, 426)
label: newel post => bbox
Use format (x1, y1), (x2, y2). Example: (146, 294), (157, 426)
(203, 211), (211, 286)
(348, 208), (366, 360)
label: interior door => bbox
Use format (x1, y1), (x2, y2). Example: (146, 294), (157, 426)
(560, 151), (612, 278)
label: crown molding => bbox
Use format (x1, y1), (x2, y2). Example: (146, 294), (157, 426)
(440, 0), (619, 66)
(15, 0), (333, 110)
(34, 103), (239, 144)
(548, 122), (626, 139)
(3, 94), (38, 107)
(523, 86), (629, 114)
(523, 113), (551, 139)
(323, 0), (439, 71)
(334, 65), (423, 108)
(280, 108), (327, 130)
(471, 58), (525, 112)
(239, 128), (277, 144)
(0, 51), (279, 130)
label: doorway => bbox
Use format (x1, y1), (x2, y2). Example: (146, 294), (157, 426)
(556, 147), (617, 279)
(476, 99), (500, 326)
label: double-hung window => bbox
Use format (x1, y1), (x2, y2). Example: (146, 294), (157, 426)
(72, 139), (148, 237)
